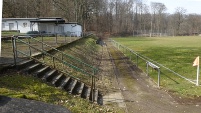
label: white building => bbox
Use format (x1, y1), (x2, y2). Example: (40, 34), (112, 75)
(2, 17), (82, 37)
(59, 22), (82, 37)
(2, 18), (38, 33)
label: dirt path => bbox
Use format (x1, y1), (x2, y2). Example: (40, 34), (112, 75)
(103, 39), (201, 113)
(2, 37), (201, 112)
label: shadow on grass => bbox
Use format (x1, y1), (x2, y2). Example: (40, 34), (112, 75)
(161, 71), (180, 84)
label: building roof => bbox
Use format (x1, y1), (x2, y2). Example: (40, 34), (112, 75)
(2, 18), (37, 21)
(30, 19), (65, 23)
(57, 22), (81, 26)
(31, 17), (65, 23)
(2, 17), (65, 24)
(38, 17), (63, 19)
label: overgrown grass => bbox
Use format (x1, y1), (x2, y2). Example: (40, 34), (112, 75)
(113, 36), (201, 98)
(1, 31), (23, 36)
(36, 36), (100, 84)
(0, 72), (117, 112)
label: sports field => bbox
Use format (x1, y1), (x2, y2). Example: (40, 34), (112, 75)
(113, 36), (201, 98)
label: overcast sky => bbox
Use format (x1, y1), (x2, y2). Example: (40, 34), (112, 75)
(146, 0), (201, 14)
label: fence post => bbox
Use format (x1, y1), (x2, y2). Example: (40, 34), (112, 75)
(129, 50), (131, 60)
(55, 33), (58, 44)
(93, 70), (96, 103)
(70, 33), (72, 42)
(136, 55), (139, 67)
(91, 69), (96, 103)
(12, 36), (17, 66)
(146, 62), (149, 76)
(158, 69), (160, 87)
(42, 36), (44, 60)
(28, 38), (31, 56)
(65, 34), (67, 42)
(15, 37), (18, 58)
(61, 53), (64, 69)
(53, 57), (55, 68)
(91, 75), (94, 102)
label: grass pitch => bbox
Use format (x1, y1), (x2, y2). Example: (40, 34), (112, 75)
(113, 36), (201, 98)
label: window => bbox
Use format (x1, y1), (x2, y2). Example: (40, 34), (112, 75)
(2, 23), (5, 29)
(58, 26), (64, 33)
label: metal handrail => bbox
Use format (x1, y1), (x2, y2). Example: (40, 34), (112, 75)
(16, 38), (96, 77)
(13, 36), (97, 102)
(111, 39), (196, 85)
(30, 37), (98, 72)
(16, 50), (81, 80)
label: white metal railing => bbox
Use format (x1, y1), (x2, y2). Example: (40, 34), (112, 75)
(110, 39), (196, 86)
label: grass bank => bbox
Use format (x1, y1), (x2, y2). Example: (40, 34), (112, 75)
(0, 71), (116, 113)
(0, 38), (119, 113)
(0, 35), (122, 112)
(113, 36), (201, 98)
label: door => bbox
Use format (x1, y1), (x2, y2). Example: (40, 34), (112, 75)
(9, 23), (14, 30)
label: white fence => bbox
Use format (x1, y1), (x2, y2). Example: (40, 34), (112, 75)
(110, 39), (196, 86)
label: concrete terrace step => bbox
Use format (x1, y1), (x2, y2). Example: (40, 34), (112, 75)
(81, 86), (91, 99)
(73, 82), (84, 95)
(86, 87), (91, 99)
(78, 83), (85, 95)
(89, 89), (98, 102)
(33, 66), (51, 78)
(42, 69), (58, 82)
(15, 59), (103, 105)
(52, 73), (63, 85)
(22, 63), (42, 74)
(97, 92), (103, 105)
(63, 78), (73, 91)
(68, 80), (78, 94)
(59, 77), (71, 88)
(54, 75), (66, 87)
(16, 59), (35, 70)
(94, 90), (98, 103)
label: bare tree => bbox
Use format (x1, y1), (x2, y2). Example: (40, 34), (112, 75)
(174, 7), (187, 35)
(3, 0), (201, 36)
(150, 2), (167, 37)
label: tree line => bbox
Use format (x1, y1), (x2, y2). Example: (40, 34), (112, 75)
(3, 0), (201, 36)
